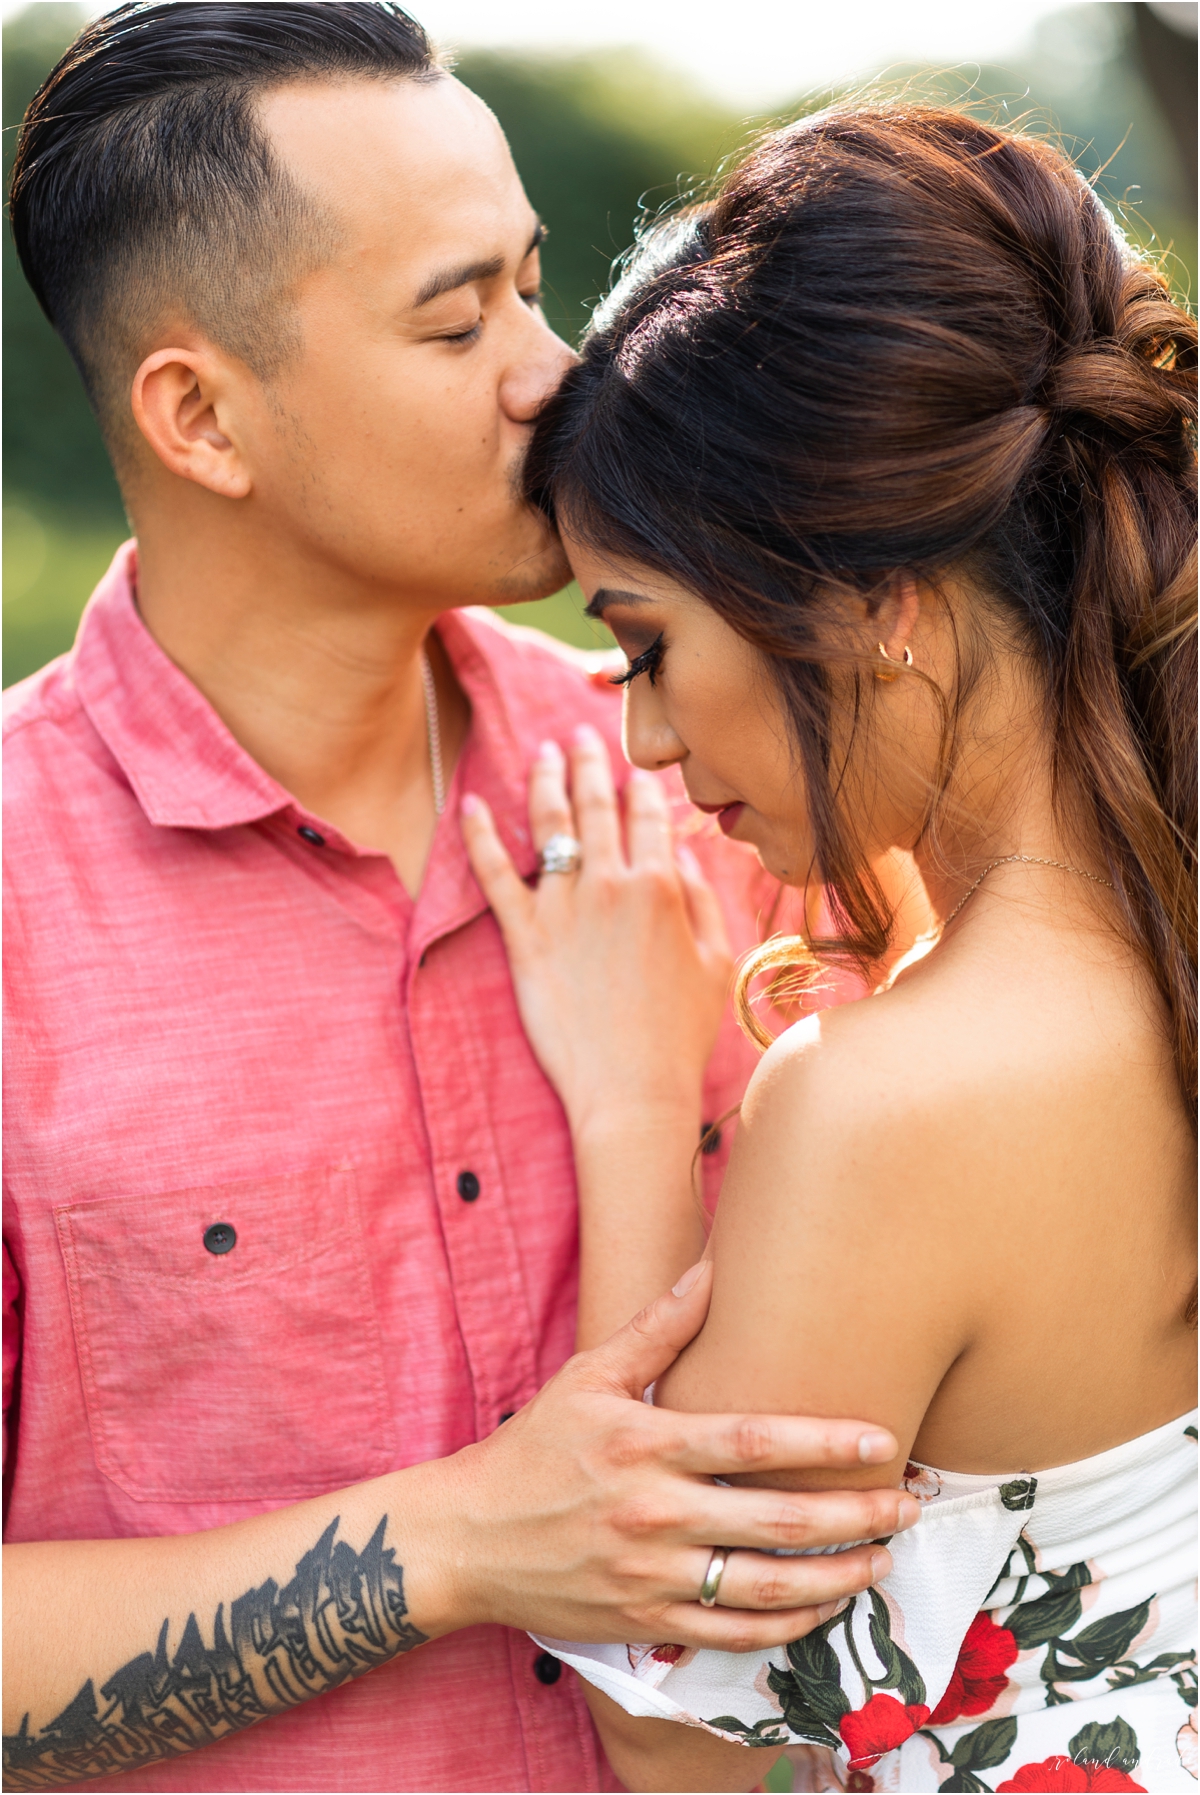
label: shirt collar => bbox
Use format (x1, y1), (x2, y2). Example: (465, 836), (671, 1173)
(71, 545), (593, 940)
(75, 543), (292, 832)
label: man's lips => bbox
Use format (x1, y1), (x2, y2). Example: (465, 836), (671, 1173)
(693, 799), (747, 835)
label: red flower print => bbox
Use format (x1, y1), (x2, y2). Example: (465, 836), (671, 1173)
(839, 1692), (931, 1768)
(650, 1644), (685, 1664)
(846, 1774), (876, 1792)
(929, 1610), (1019, 1724)
(997, 1758), (1147, 1791)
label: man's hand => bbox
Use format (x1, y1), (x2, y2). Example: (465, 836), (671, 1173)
(4, 1262), (914, 1789)
(417, 1259), (920, 1650)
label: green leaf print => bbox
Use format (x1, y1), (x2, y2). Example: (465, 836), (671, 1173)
(986, 1532), (1039, 1606)
(778, 1621), (851, 1725)
(1007, 1586), (1086, 1651)
(1108, 1649), (1197, 1691)
(1184, 1425), (1196, 1441)
(1068, 1602), (1152, 1669)
(1171, 1663), (1198, 1708)
(1068, 1716), (1140, 1772)
(704, 1715), (791, 1748)
(760, 1680), (842, 1753)
(951, 1716), (1020, 1770)
(1037, 1598), (1158, 1706)
(767, 1623), (848, 1750)
(940, 1771), (992, 1793)
(778, 1622), (850, 1716)
(865, 1587), (927, 1707)
(998, 1477), (1037, 1511)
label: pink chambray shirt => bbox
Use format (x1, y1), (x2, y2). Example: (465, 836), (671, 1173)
(3, 543), (793, 1794)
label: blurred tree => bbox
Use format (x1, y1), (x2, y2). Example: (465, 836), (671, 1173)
(3, 3), (125, 526)
(454, 48), (741, 340)
(1131, 1), (1197, 207)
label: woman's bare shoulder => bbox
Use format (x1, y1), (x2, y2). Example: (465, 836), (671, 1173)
(743, 969), (990, 1153)
(664, 989), (984, 1467)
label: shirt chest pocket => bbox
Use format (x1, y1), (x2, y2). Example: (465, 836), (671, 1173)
(55, 1167), (397, 1503)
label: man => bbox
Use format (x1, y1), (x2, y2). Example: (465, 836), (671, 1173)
(2, 7), (916, 1791)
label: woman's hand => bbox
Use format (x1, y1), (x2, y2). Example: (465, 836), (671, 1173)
(461, 725), (732, 1145)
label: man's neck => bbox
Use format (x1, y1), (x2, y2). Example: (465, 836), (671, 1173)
(133, 519), (472, 896)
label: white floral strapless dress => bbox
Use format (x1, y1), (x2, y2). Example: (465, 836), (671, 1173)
(534, 1411), (1197, 1793)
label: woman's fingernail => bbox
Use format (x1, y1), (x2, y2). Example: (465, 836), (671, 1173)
(460, 793), (482, 817)
(572, 723), (601, 746)
(672, 1260), (706, 1297)
(676, 844), (702, 877)
(858, 1430), (895, 1463)
(896, 1496), (922, 1529)
(869, 1549), (892, 1583)
(817, 1598), (846, 1623)
(537, 739), (562, 760)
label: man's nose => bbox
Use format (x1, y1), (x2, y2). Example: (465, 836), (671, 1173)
(500, 315), (580, 424)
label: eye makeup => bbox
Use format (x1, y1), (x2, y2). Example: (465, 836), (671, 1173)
(609, 633), (665, 688)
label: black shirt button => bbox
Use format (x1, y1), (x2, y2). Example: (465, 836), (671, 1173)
(203, 1222), (237, 1255)
(700, 1121), (722, 1156)
(456, 1171), (481, 1203)
(533, 1651), (562, 1685)
(297, 825), (325, 846)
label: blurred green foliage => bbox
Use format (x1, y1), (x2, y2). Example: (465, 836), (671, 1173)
(3, 2), (1195, 685)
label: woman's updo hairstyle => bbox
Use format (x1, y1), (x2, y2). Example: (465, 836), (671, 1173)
(526, 105), (1197, 1102)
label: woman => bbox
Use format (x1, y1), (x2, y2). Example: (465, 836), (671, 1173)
(461, 107), (1196, 1792)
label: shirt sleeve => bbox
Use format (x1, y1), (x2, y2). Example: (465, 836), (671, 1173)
(3, 1239), (21, 1472)
(531, 1486), (1029, 1771)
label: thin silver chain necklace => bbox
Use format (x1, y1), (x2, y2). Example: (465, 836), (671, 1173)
(419, 649), (445, 817)
(943, 853), (1115, 929)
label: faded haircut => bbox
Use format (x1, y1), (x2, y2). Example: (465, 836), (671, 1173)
(9, 2), (439, 454)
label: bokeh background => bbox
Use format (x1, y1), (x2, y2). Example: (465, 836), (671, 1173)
(3, 0), (1196, 687)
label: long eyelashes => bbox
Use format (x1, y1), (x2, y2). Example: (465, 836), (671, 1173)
(610, 634), (665, 688)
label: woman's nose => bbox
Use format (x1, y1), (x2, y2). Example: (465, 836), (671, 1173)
(623, 695), (686, 772)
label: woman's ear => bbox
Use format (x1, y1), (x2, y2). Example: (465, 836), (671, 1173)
(879, 572), (921, 662)
(131, 346), (253, 499)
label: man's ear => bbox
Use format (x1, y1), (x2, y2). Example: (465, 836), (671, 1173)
(131, 346), (253, 499)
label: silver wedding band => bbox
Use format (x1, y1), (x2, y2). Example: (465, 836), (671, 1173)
(538, 832), (583, 876)
(698, 1547), (731, 1608)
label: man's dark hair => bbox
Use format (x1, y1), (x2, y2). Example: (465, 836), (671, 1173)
(9, 1), (439, 446)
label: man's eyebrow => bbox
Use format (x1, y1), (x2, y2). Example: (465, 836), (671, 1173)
(413, 222), (547, 309)
(584, 588), (651, 618)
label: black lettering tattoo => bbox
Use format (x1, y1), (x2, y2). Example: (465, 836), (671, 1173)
(3, 1515), (428, 1790)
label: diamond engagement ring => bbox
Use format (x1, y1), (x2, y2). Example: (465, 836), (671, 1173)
(538, 833), (583, 875)
(698, 1547), (731, 1608)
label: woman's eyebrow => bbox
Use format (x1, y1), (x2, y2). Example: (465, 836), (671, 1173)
(584, 587), (652, 618)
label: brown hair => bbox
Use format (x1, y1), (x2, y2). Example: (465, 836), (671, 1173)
(527, 105), (1198, 1102)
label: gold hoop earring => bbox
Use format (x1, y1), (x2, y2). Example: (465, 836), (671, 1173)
(875, 642), (914, 682)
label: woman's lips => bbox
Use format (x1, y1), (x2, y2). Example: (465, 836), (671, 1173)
(692, 798), (747, 836)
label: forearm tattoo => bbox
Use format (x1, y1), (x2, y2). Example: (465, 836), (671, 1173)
(3, 1515), (428, 1790)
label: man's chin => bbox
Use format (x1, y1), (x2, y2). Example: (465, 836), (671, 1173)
(482, 538), (575, 609)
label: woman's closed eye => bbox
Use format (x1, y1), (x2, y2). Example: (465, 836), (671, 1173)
(610, 634), (665, 689)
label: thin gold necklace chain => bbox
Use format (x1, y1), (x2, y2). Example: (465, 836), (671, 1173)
(419, 649), (445, 817)
(943, 853), (1115, 929)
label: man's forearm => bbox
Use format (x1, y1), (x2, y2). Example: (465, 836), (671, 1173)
(4, 1286), (914, 1792)
(3, 1465), (452, 1791)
